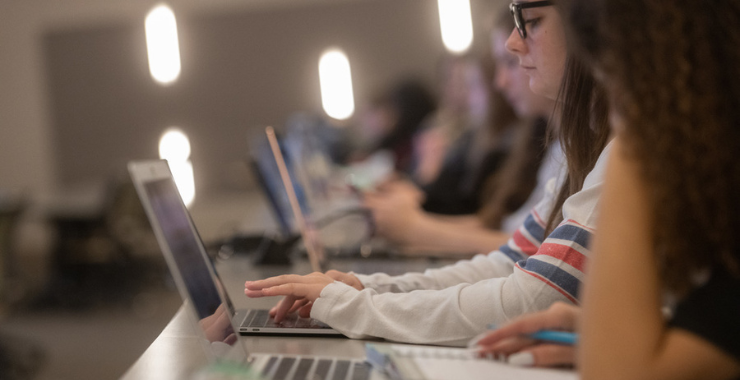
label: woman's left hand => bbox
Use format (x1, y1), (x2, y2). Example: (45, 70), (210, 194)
(475, 302), (580, 368)
(244, 272), (336, 322)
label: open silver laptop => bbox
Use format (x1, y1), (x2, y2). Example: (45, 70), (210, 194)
(128, 160), (343, 337)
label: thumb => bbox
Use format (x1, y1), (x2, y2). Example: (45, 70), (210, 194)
(508, 345), (576, 368)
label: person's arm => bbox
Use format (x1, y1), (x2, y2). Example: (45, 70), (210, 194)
(246, 206), (596, 345)
(357, 163), (584, 294)
(355, 208), (549, 293)
(397, 212), (510, 256)
(580, 138), (740, 380)
(364, 180), (508, 255)
(426, 213), (481, 226)
(247, 248), (578, 346)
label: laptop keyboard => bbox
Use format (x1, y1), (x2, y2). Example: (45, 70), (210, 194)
(243, 309), (331, 329)
(260, 356), (371, 380)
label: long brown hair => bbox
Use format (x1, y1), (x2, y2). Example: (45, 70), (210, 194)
(567, 0), (740, 293)
(540, 0), (612, 235)
(544, 54), (611, 235)
(482, 2), (612, 232)
(478, 5), (551, 228)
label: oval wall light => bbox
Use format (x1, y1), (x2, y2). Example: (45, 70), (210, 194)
(159, 128), (195, 207)
(438, 0), (474, 54)
(318, 48), (355, 120)
(145, 4), (181, 85)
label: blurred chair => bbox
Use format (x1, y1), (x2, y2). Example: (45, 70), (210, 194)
(0, 191), (46, 380)
(0, 192), (27, 309)
(39, 174), (165, 310)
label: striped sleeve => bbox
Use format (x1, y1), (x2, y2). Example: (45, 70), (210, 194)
(514, 219), (593, 304)
(495, 210), (593, 304)
(498, 210), (547, 263)
(496, 142), (612, 305)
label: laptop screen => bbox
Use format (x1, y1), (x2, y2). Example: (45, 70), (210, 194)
(253, 133), (312, 237)
(140, 173), (246, 361)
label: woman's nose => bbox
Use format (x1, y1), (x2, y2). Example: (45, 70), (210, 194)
(505, 27), (526, 57)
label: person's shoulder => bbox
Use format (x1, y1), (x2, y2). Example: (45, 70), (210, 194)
(583, 138), (615, 187)
(560, 139), (616, 227)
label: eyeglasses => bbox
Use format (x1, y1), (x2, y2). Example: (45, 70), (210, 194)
(509, 1), (554, 39)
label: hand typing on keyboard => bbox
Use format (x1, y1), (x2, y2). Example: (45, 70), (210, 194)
(245, 271), (363, 323)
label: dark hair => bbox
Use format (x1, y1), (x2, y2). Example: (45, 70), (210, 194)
(371, 79), (437, 171)
(566, 0), (740, 294)
(375, 79), (437, 150)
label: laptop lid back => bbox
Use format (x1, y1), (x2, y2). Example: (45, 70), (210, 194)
(128, 160), (249, 364)
(250, 131), (312, 238)
(265, 127), (324, 272)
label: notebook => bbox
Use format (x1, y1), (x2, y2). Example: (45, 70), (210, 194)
(128, 160), (343, 337)
(365, 343), (579, 380)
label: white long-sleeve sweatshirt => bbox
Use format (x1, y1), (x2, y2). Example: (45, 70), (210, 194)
(310, 142), (613, 346)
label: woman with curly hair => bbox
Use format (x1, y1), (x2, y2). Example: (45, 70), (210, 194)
(476, 0), (740, 378)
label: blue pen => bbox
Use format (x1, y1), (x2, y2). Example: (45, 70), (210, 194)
(528, 330), (578, 345)
(486, 324), (578, 345)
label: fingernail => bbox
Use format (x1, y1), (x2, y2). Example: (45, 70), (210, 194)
(467, 331), (488, 348)
(507, 352), (534, 367)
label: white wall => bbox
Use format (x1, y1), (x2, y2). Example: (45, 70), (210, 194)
(0, 0), (499, 261)
(0, 0), (367, 195)
(0, 0), (377, 258)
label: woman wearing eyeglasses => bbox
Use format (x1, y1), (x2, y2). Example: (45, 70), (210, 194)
(476, 0), (740, 378)
(243, 1), (613, 346)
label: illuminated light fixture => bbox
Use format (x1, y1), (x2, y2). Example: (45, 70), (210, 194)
(437, 0), (474, 54)
(318, 48), (355, 120)
(145, 4), (181, 85)
(159, 128), (195, 206)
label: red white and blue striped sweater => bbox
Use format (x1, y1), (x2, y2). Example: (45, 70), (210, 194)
(311, 142), (613, 346)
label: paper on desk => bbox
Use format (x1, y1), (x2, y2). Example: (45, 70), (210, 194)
(412, 357), (578, 380)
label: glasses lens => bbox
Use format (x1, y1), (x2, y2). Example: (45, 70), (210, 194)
(510, 4), (526, 38)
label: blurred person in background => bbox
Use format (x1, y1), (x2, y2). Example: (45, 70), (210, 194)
(351, 79), (437, 175)
(364, 5), (560, 256)
(411, 52), (517, 216)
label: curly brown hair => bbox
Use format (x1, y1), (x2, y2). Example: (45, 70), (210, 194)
(566, 0), (740, 294)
